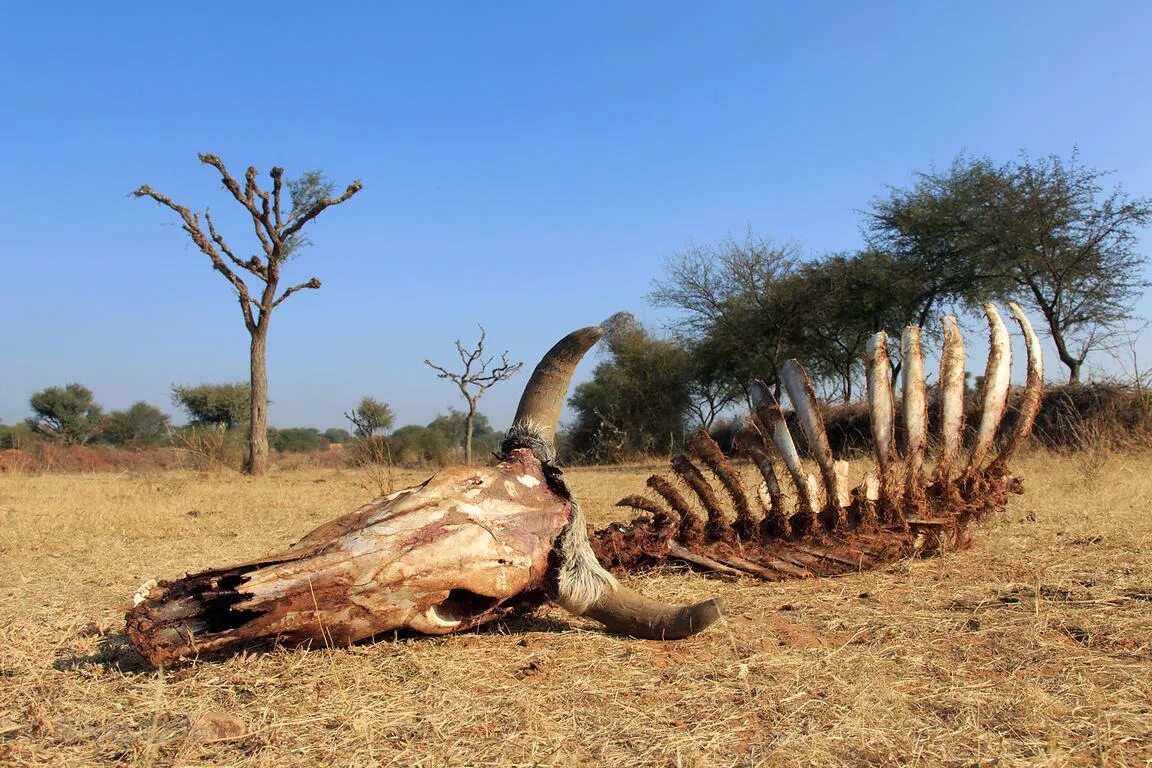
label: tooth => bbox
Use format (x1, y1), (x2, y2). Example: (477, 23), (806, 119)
(966, 304), (1012, 473)
(750, 380), (818, 533)
(992, 302), (1045, 467)
(782, 359), (845, 527)
(935, 316), (966, 482)
(901, 326), (928, 496)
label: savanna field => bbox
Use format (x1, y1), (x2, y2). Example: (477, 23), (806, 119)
(1, 449), (1150, 767)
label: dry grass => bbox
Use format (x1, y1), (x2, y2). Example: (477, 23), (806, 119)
(1, 451), (1150, 767)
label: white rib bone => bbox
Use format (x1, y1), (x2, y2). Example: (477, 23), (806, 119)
(900, 326), (928, 492)
(936, 316), (966, 482)
(750, 380), (818, 523)
(865, 332), (895, 474)
(966, 303), (1012, 472)
(752, 453), (784, 504)
(993, 302), (1045, 466)
(782, 359), (844, 515)
(832, 460), (852, 509)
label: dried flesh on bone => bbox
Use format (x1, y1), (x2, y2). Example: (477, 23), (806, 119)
(594, 306), (1043, 583)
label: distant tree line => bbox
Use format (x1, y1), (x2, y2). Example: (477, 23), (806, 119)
(0, 380), (505, 470)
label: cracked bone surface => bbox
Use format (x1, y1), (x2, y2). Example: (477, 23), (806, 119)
(596, 305), (1043, 583)
(127, 324), (721, 667)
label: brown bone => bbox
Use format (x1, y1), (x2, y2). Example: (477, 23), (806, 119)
(602, 306), (1043, 584)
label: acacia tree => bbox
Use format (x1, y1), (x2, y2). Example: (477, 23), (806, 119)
(650, 234), (803, 400)
(171, 382), (251, 428)
(425, 328), (522, 464)
(983, 154), (1152, 382)
(869, 153), (1152, 383)
(135, 154), (362, 474)
(27, 383), (104, 445)
(101, 402), (170, 446)
(344, 397), (395, 439)
(654, 234), (943, 403)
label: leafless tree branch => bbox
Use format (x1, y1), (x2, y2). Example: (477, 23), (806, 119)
(425, 327), (523, 463)
(273, 277), (322, 308)
(204, 210), (259, 277)
(133, 184), (256, 329)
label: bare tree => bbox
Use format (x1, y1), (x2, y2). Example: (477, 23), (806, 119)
(134, 154), (362, 475)
(425, 327), (523, 464)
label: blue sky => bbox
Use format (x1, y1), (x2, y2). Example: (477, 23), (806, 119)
(2, 2), (1150, 431)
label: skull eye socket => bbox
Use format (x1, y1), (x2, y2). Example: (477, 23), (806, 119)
(431, 589), (503, 623)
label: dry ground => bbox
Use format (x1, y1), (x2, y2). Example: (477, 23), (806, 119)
(1, 449), (1150, 767)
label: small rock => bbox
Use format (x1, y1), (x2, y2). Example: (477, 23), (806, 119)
(189, 711), (246, 742)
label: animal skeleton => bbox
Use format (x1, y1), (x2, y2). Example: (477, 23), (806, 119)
(127, 303), (1041, 667)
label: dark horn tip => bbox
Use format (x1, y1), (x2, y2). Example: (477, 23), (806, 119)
(646, 597), (724, 640)
(687, 597), (724, 633)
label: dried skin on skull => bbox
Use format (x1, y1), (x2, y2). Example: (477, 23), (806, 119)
(127, 450), (571, 666)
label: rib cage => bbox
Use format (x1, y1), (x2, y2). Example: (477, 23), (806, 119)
(591, 303), (1044, 581)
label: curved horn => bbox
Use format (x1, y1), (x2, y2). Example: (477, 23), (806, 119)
(512, 326), (603, 443)
(579, 588), (723, 640)
(552, 490), (722, 639)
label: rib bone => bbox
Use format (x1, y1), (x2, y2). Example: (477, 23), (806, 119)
(967, 303), (1012, 473)
(750, 380), (818, 533)
(900, 326), (928, 508)
(866, 332), (896, 473)
(992, 302), (1044, 468)
(935, 316), (966, 482)
(782, 359), (845, 527)
(596, 303), (1044, 591)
